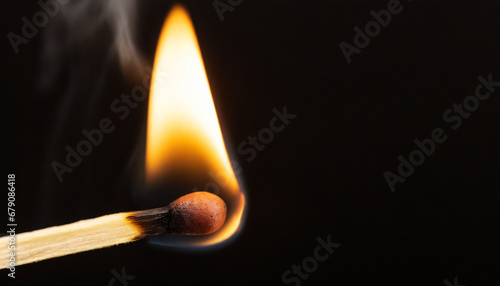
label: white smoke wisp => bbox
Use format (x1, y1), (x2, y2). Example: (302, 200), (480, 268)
(36, 0), (149, 225)
(105, 0), (146, 80)
(38, 0), (146, 90)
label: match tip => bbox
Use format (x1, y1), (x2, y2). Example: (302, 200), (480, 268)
(165, 192), (227, 235)
(128, 192), (227, 237)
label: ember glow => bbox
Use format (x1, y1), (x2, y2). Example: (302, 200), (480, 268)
(145, 4), (245, 246)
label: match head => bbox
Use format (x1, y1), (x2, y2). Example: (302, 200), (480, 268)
(165, 192), (227, 235)
(128, 192), (227, 237)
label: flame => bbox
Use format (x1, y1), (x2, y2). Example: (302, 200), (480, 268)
(145, 4), (245, 246)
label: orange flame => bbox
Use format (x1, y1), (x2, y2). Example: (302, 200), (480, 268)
(145, 4), (245, 246)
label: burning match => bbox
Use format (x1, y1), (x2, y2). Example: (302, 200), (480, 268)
(1, 3), (245, 271)
(0, 192), (226, 269)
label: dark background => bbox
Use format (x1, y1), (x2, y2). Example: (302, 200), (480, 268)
(1, 0), (499, 285)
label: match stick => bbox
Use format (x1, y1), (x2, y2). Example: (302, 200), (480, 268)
(0, 192), (226, 269)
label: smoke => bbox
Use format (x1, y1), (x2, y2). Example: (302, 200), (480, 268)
(38, 0), (145, 90)
(37, 0), (149, 226)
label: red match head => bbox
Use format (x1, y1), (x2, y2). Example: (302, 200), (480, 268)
(166, 192), (227, 235)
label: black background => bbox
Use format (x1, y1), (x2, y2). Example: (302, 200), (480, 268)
(1, 0), (499, 285)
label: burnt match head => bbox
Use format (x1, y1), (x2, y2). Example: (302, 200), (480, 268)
(127, 192), (227, 238)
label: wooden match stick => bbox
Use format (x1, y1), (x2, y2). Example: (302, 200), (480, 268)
(0, 192), (226, 269)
